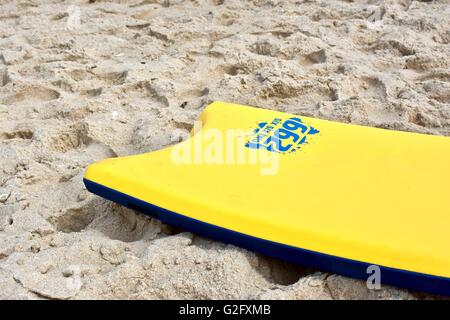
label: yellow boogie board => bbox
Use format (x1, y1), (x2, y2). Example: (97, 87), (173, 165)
(84, 101), (450, 295)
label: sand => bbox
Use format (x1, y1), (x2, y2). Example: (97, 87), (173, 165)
(0, 0), (449, 299)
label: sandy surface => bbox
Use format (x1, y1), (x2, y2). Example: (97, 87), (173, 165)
(0, 0), (449, 299)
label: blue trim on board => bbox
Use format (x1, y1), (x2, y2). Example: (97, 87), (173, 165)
(83, 178), (450, 296)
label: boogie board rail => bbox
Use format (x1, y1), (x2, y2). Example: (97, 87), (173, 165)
(84, 178), (450, 297)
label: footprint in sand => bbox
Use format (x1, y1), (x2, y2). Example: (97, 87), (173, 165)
(1, 86), (60, 105)
(299, 49), (327, 66)
(356, 76), (387, 100)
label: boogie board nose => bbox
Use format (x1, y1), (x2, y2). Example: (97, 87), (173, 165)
(84, 157), (117, 187)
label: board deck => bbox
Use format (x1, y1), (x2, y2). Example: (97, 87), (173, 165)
(84, 101), (450, 295)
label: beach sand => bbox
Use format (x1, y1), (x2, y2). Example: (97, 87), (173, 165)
(0, 0), (449, 299)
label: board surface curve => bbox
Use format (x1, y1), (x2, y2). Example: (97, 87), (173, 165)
(84, 101), (450, 295)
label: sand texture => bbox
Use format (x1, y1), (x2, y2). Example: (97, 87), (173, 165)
(1, 0), (449, 299)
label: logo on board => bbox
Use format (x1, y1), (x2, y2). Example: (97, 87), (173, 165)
(245, 117), (319, 154)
